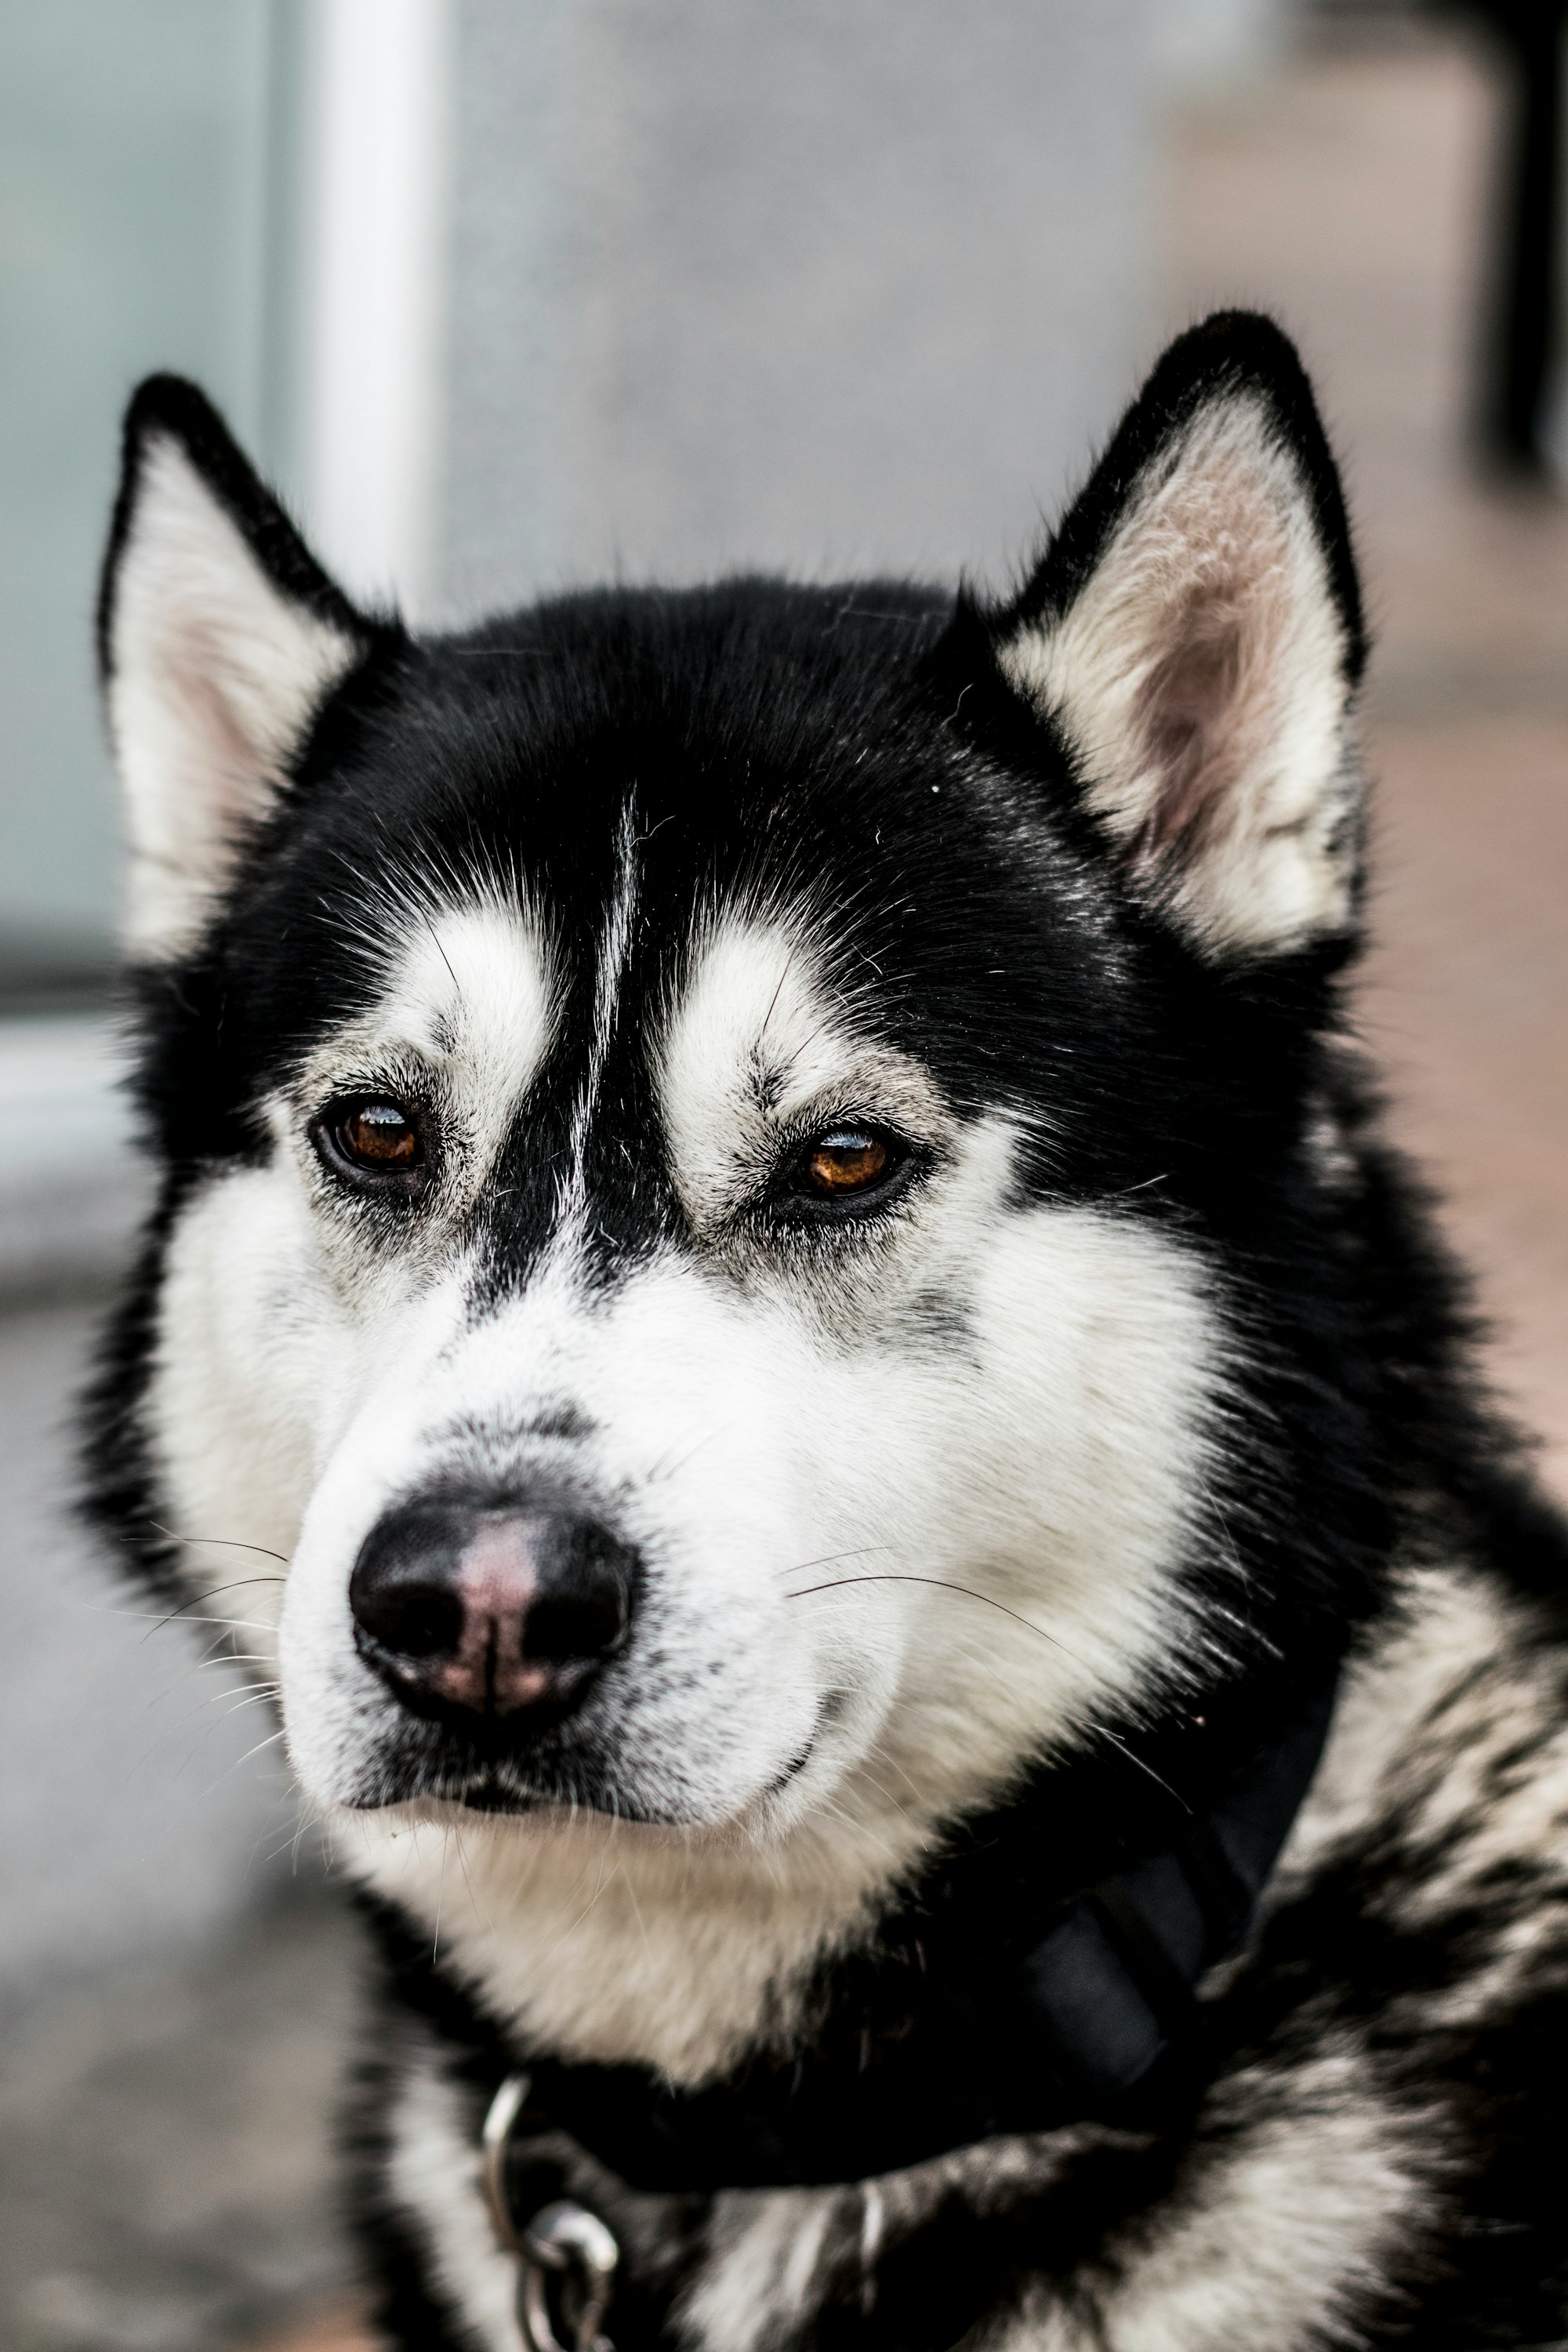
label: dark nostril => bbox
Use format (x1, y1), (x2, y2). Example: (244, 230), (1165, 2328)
(525, 1584), (626, 1666)
(358, 1578), (463, 1661)
(523, 1518), (632, 1664)
(349, 1499), (476, 1664)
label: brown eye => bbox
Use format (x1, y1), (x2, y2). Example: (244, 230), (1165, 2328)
(800, 1129), (893, 1198)
(332, 1098), (421, 1174)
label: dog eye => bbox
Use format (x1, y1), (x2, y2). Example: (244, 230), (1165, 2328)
(320, 1097), (423, 1179)
(795, 1128), (898, 1200)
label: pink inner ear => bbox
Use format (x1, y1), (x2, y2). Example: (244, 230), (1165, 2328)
(1130, 586), (1249, 864)
(166, 619), (270, 817)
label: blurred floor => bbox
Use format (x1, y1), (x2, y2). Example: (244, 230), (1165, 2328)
(0, 1299), (362, 2352)
(7, 24), (1568, 2352)
(2, 1879), (361, 2352)
(252, 2319), (368, 2352)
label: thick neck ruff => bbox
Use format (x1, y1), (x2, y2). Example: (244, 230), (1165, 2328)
(481, 1681), (1338, 2201)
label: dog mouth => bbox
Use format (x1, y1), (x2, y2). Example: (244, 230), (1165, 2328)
(368, 1757), (690, 1827)
(339, 1711), (641, 1819)
(761, 1733), (816, 1799)
(343, 1701), (834, 1827)
(758, 1689), (851, 1803)
(385, 1746), (818, 1824)
(444, 1772), (542, 1815)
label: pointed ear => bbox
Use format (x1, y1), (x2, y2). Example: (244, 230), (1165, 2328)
(993, 312), (1366, 960)
(97, 377), (379, 958)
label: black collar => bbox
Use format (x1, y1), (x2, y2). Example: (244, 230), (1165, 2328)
(487, 1679), (1338, 2197)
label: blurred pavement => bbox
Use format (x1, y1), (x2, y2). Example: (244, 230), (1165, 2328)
(2, 1887), (358, 2352)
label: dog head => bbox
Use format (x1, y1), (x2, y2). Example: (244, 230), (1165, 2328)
(92, 314), (1370, 1864)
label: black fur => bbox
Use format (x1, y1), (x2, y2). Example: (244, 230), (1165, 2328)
(82, 314), (1568, 2348)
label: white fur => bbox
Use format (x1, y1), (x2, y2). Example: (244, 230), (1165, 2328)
(557, 799), (640, 1236)
(680, 2186), (840, 2352)
(105, 434), (361, 956)
(146, 1166), (325, 1674)
(1276, 1559), (1568, 2029)
(999, 396), (1356, 959)
(1022, 2047), (1437, 2352)
(385, 2051), (523, 2352)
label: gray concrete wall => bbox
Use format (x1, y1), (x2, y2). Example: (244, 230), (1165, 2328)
(441, 0), (1167, 616)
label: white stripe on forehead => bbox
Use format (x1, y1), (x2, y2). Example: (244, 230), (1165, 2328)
(658, 913), (946, 1229)
(556, 799), (640, 1231)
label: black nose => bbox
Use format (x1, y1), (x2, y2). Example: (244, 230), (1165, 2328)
(349, 1495), (637, 1730)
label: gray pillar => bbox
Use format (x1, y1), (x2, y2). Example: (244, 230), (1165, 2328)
(441, 0), (1164, 617)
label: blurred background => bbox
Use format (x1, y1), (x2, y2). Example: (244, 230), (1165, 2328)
(2, 2), (1566, 2345)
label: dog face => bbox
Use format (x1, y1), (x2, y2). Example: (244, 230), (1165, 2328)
(93, 318), (1366, 1871)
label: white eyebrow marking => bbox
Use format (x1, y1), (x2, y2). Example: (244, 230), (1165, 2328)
(656, 913), (948, 1230)
(556, 798), (640, 1233)
(284, 896), (558, 1169)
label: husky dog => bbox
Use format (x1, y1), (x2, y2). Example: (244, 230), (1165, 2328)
(86, 312), (1568, 2350)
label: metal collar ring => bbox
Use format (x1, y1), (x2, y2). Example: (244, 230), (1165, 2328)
(482, 2071), (621, 2352)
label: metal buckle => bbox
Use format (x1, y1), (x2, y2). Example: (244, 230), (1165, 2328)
(481, 2073), (620, 2352)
